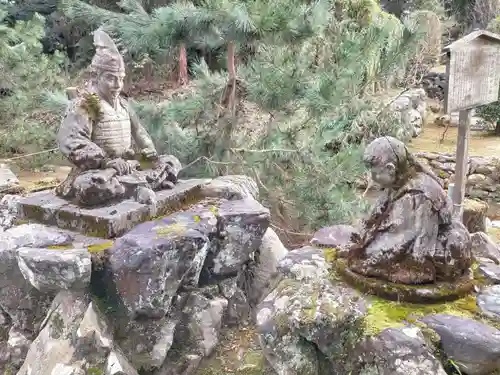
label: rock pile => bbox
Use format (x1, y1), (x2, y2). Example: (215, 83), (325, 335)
(416, 151), (500, 204)
(420, 71), (447, 100)
(0, 175), (288, 375)
(434, 110), (492, 131)
(389, 88), (427, 138)
(256, 238), (500, 375)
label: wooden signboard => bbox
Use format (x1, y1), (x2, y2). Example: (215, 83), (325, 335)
(444, 30), (500, 114)
(443, 30), (500, 219)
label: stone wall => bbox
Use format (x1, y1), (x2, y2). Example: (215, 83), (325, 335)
(389, 88), (427, 138)
(420, 71), (447, 100)
(416, 151), (500, 202)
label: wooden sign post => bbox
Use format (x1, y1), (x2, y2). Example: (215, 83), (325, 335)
(443, 30), (500, 220)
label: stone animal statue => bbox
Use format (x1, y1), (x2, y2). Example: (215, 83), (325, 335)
(55, 29), (181, 207)
(346, 136), (472, 284)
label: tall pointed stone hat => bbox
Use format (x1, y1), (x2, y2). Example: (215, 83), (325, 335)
(90, 28), (125, 73)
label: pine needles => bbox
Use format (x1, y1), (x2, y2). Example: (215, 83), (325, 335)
(45, 0), (423, 239)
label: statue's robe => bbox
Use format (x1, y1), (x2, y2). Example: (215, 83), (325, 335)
(55, 93), (179, 206)
(348, 172), (472, 284)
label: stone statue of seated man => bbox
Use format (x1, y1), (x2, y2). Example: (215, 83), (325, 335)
(55, 29), (182, 207)
(345, 136), (472, 284)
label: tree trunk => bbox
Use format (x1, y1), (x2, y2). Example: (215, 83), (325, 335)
(178, 43), (188, 86)
(223, 40), (237, 115)
(495, 120), (500, 136)
(227, 41), (236, 80)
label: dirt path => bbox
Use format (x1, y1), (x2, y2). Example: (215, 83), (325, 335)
(410, 122), (500, 156)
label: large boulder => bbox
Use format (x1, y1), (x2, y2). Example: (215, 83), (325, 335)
(16, 290), (138, 375)
(0, 224), (72, 333)
(100, 197), (269, 321)
(256, 247), (367, 374)
(200, 175), (259, 200)
(246, 228), (288, 307)
(0, 194), (21, 232)
(420, 314), (500, 375)
(16, 247), (92, 292)
(208, 198), (270, 277)
(156, 291), (228, 374)
(471, 232), (500, 264)
(353, 326), (447, 375)
(463, 198), (488, 233)
(477, 285), (500, 322)
(103, 212), (213, 320)
(0, 164), (21, 196)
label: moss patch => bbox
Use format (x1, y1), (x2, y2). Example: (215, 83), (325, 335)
(87, 241), (114, 253)
(488, 226), (500, 242)
(334, 258), (475, 304)
(364, 295), (479, 336)
(47, 244), (73, 250)
(323, 247), (337, 263)
(195, 327), (274, 375)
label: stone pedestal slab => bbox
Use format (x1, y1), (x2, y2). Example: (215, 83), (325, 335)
(17, 179), (211, 238)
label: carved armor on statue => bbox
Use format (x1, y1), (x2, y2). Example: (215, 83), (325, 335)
(55, 29), (182, 207)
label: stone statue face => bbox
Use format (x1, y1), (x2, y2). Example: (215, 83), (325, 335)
(97, 71), (125, 101)
(368, 162), (397, 188)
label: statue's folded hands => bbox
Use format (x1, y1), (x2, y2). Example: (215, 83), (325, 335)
(105, 158), (132, 175)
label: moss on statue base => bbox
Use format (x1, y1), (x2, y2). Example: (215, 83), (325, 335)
(334, 258), (475, 304)
(325, 257), (500, 336)
(363, 295), (479, 336)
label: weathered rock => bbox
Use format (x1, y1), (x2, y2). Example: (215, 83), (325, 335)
(224, 281), (251, 327)
(310, 224), (357, 250)
(463, 198), (488, 233)
(353, 326), (447, 374)
(420, 71), (446, 100)
(17, 289), (137, 375)
(256, 248), (367, 374)
(0, 194), (21, 232)
(0, 223), (74, 250)
(408, 152), (500, 207)
(17, 179), (209, 238)
(16, 248), (92, 292)
(478, 262), (500, 283)
(105, 212), (212, 319)
(257, 277), (367, 374)
(76, 302), (114, 356)
(246, 228), (288, 307)
(207, 198), (270, 277)
(0, 164), (21, 195)
(471, 232), (500, 264)
(106, 350), (139, 375)
(114, 314), (178, 370)
(50, 364), (86, 375)
(410, 108), (423, 137)
(477, 285), (500, 322)
(0, 226), (65, 333)
(158, 292), (228, 375)
(200, 175), (259, 200)
(276, 246), (331, 284)
(16, 290), (91, 375)
(420, 314), (500, 375)
(6, 326), (31, 370)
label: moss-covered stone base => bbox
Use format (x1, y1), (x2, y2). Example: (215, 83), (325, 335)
(334, 258), (475, 304)
(17, 178), (210, 238)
